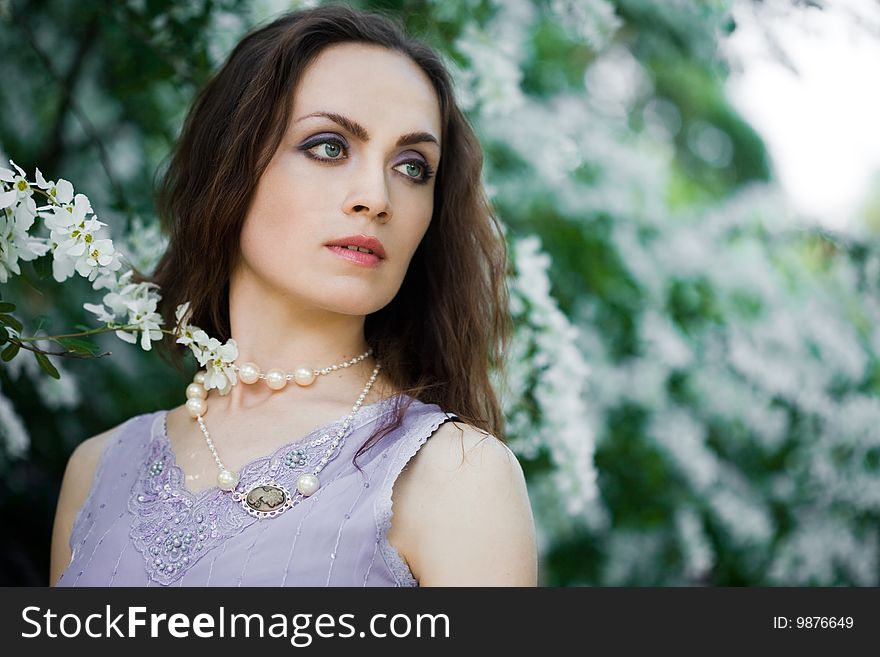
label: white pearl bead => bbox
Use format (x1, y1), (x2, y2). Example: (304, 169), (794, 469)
(293, 366), (316, 387)
(238, 361), (261, 384)
(217, 469), (238, 491)
(296, 473), (320, 497)
(265, 368), (287, 390)
(186, 382), (207, 400)
(193, 371), (206, 385)
(186, 397), (207, 418)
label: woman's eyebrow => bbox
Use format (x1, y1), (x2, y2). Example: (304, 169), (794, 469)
(295, 111), (440, 149)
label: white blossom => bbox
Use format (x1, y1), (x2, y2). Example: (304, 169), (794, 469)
(82, 268), (164, 351)
(52, 216), (117, 282)
(198, 337), (239, 394)
(75, 238), (119, 278)
(83, 302), (116, 323)
(174, 302), (211, 350)
(172, 301), (237, 391)
(34, 168), (74, 206)
(0, 196), (50, 283)
(0, 186), (15, 210)
(0, 161), (33, 201)
(119, 216), (168, 274)
(675, 507), (714, 581)
(551, 0), (622, 50)
(506, 234), (599, 522)
(453, 22), (526, 117)
(122, 295), (164, 351)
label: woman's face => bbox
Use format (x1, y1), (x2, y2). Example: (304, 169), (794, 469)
(235, 42), (442, 317)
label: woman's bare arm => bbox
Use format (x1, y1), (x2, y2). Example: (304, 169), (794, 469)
(49, 425), (120, 586)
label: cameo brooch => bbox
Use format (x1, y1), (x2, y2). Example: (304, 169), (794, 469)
(232, 481), (295, 519)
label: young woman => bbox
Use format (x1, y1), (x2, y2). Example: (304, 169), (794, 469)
(49, 5), (536, 587)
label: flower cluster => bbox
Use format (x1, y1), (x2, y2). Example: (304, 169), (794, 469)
(506, 235), (598, 518)
(1, 162), (238, 393)
(1, 163), (51, 284)
(83, 270), (164, 351)
(1, 162), (123, 285)
(173, 302), (238, 394)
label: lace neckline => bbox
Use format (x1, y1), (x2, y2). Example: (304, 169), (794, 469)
(129, 394), (406, 585)
(157, 393), (403, 499)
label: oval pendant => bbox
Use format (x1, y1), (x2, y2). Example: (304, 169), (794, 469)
(242, 483), (291, 518)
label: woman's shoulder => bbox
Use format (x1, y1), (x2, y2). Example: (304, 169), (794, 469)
(59, 412), (151, 494)
(392, 394), (510, 459)
(388, 410), (537, 586)
(68, 420), (126, 469)
(404, 417), (520, 489)
(50, 412), (151, 585)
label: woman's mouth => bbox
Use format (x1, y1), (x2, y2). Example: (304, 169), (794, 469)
(326, 245), (382, 267)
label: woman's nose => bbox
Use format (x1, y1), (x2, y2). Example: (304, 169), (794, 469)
(343, 161), (392, 222)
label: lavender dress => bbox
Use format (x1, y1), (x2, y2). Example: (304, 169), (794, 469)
(56, 394), (457, 587)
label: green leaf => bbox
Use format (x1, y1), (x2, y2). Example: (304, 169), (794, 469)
(58, 337), (101, 356)
(33, 254), (53, 280)
(0, 326), (7, 345)
(0, 302), (15, 313)
(1, 342), (20, 362)
(0, 314), (23, 333)
(31, 314), (51, 334)
(34, 351), (60, 379)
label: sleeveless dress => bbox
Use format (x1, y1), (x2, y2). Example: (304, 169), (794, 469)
(56, 394), (458, 587)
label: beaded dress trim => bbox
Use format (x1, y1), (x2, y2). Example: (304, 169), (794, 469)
(128, 398), (398, 585)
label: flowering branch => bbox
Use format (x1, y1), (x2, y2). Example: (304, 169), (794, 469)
(6, 336), (112, 360)
(14, 325), (132, 342)
(0, 161), (238, 393)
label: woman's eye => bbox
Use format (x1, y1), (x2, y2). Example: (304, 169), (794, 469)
(395, 161), (425, 179)
(309, 141), (345, 159)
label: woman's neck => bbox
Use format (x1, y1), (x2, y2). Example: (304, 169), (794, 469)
(221, 272), (386, 413)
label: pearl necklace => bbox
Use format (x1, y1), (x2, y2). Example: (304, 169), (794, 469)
(181, 363), (381, 518)
(183, 349), (373, 418)
(234, 349), (372, 390)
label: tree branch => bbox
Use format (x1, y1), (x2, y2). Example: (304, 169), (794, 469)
(42, 15), (100, 172)
(15, 8), (134, 220)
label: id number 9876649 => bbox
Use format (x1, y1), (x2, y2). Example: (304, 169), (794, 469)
(772, 616), (854, 629)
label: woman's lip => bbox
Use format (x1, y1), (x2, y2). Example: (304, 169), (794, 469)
(326, 245), (382, 267)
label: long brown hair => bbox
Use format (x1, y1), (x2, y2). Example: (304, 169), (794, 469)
(150, 4), (510, 456)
